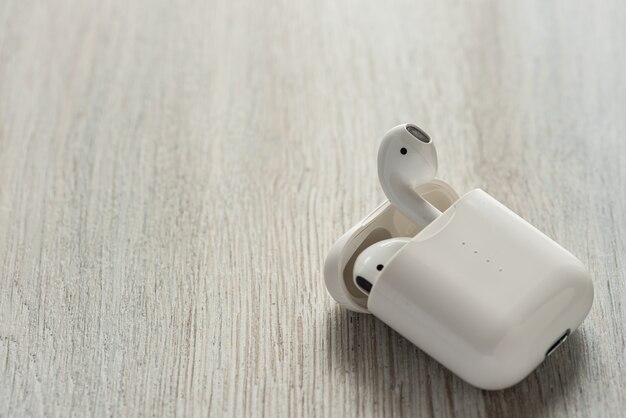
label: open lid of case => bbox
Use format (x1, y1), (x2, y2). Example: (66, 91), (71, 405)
(323, 179), (460, 312)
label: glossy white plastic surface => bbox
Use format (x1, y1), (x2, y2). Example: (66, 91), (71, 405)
(378, 124), (441, 228)
(367, 189), (594, 390)
(323, 179), (459, 312)
(353, 238), (410, 292)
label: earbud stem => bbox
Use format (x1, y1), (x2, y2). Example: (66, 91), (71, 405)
(393, 181), (441, 228)
(402, 189), (442, 228)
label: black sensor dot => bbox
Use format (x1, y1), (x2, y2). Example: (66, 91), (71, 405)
(376, 264), (384, 271)
(400, 147), (407, 155)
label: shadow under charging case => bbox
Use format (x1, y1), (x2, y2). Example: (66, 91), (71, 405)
(324, 181), (594, 390)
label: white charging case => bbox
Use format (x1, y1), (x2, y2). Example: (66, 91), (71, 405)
(324, 181), (594, 390)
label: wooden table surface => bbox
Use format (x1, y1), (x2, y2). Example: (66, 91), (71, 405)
(1, 1), (625, 417)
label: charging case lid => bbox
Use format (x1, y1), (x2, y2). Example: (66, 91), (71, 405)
(324, 179), (459, 312)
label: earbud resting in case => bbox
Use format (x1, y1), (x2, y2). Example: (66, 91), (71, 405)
(324, 123), (593, 390)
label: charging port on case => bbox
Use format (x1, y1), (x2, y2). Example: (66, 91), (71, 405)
(546, 329), (571, 357)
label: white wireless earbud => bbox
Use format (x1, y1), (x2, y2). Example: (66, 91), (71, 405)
(353, 237), (410, 294)
(378, 123), (441, 229)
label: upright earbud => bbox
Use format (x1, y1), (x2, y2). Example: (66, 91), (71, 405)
(354, 123), (440, 296)
(378, 123), (441, 228)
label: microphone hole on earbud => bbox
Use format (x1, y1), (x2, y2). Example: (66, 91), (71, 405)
(376, 264), (384, 271)
(400, 147), (407, 155)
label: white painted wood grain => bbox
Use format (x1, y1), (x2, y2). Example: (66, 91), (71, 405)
(0, 0), (624, 416)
